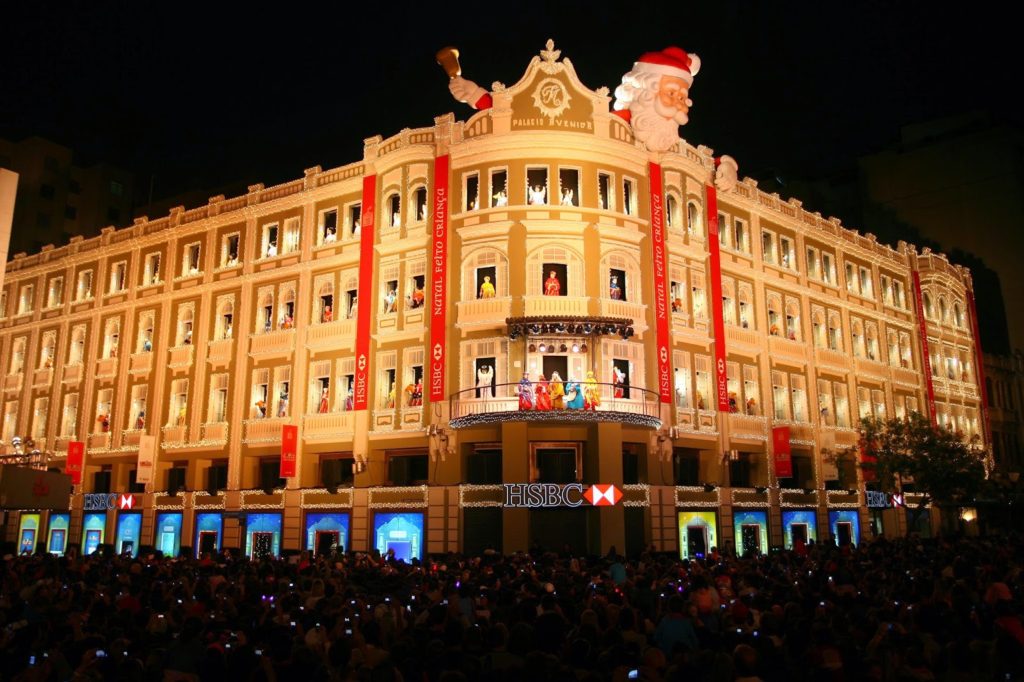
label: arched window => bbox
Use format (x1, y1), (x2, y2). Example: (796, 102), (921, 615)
(412, 186), (428, 222)
(737, 287), (753, 329)
(103, 320), (120, 358)
(827, 312), (842, 351)
(216, 299), (234, 340)
(938, 297), (948, 323)
(851, 320), (865, 358)
(785, 300), (801, 341)
(317, 281), (334, 324)
(177, 306), (194, 346)
(386, 192), (401, 228)
(767, 295), (782, 336)
(280, 288), (296, 329)
(69, 327), (86, 365)
(812, 309), (826, 348)
(686, 201), (701, 235)
(721, 280), (736, 326)
(39, 333), (56, 369)
(464, 248), (508, 301)
(257, 290), (275, 333)
(666, 194), (679, 229)
(953, 302), (964, 328)
(528, 245), (584, 297)
(887, 331), (900, 366)
(865, 324), (879, 361)
(10, 338), (26, 374)
(137, 312), (155, 352)
(603, 252), (640, 304)
(923, 292), (934, 319)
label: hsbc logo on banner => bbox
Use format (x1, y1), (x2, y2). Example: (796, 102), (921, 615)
(119, 494), (135, 510)
(83, 493), (138, 511)
(503, 483), (622, 508)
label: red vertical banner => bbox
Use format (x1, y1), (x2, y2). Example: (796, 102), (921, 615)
(859, 438), (877, 482)
(772, 426), (792, 478)
(428, 155), (450, 403)
(280, 424), (298, 478)
(967, 290), (992, 448)
(706, 185), (730, 412)
(66, 441), (84, 485)
(353, 174), (377, 411)
(911, 271), (938, 425)
(648, 162), (672, 403)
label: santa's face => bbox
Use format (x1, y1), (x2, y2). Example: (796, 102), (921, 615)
(655, 75), (692, 124)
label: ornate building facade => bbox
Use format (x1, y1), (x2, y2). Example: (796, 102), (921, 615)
(0, 44), (988, 559)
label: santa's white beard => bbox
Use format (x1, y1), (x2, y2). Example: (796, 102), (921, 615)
(630, 103), (683, 152)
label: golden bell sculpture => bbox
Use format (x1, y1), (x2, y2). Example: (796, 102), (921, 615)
(435, 47), (461, 79)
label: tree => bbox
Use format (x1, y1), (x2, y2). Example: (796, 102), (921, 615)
(853, 413), (987, 535)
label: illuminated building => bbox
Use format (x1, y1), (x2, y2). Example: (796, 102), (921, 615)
(0, 43), (988, 558)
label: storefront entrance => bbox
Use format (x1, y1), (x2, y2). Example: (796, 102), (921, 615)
(529, 508), (591, 555)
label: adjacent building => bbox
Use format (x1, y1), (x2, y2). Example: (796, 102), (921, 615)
(0, 45), (988, 559)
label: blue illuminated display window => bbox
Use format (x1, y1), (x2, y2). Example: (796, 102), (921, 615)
(373, 513), (424, 562)
(83, 513), (106, 555)
(116, 513), (142, 557)
(244, 513), (282, 559)
(155, 513), (183, 557)
(48, 514), (70, 555)
(305, 512), (350, 554)
(195, 513), (223, 558)
(827, 510), (860, 547)
(781, 510), (818, 549)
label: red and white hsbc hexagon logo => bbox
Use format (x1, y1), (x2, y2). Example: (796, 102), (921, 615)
(118, 494), (136, 510)
(503, 483), (622, 508)
(583, 484), (622, 506)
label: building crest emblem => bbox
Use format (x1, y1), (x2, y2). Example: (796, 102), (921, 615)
(531, 78), (571, 122)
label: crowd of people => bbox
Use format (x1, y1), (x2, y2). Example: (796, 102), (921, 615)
(1, 533), (1022, 681)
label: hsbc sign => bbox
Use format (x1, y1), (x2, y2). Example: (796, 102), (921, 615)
(503, 483), (622, 508)
(83, 493), (137, 511)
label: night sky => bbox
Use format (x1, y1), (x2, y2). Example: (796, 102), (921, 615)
(2, 3), (1022, 340)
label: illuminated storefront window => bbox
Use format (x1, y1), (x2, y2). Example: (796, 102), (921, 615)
(781, 510), (818, 549)
(244, 513), (282, 559)
(373, 513), (424, 562)
(116, 513), (142, 557)
(83, 513), (106, 555)
(48, 513), (70, 555)
(677, 511), (717, 559)
(155, 512), (183, 557)
(305, 513), (350, 555)
(827, 510), (860, 547)
(195, 513), (223, 557)
(17, 513), (40, 555)
(732, 510), (768, 556)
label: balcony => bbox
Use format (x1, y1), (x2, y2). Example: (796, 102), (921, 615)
(303, 412), (355, 440)
(456, 297), (512, 331)
(249, 329), (295, 359)
(96, 357), (118, 378)
(161, 424), (188, 447)
(62, 364), (81, 384)
(675, 407), (718, 435)
(726, 413), (768, 441)
(774, 420), (814, 442)
(207, 339), (233, 365)
(725, 326), (759, 351)
(4, 373), (23, 393)
(243, 417), (288, 444)
(32, 368), (53, 388)
(129, 351), (153, 375)
(87, 432), (111, 451)
(892, 366), (919, 386)
(598, 299), (647, 332)
(168, 345), (194, 369)
(821, 426), (860, 449)
(768, 335), (806, 362)
(201, 421), (228, 444)
(523, 295), (589, 317)
(449, 381), (661, 429)
(122, 428), (142, 448)
(306, 319), (355, 350)
(854, 356), (889, 380)
(814, 347), (849, 370)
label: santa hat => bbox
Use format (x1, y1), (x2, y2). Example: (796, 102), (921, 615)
(633, 47), (701, 84)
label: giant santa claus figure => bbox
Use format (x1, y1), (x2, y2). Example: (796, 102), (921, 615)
(441, 43), (739, 186)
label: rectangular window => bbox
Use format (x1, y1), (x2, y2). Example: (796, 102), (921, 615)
(169, 379), (189, 426)
(2, 401), (18, 442)
(95, 389), (113, 433)
(129, 385), (147, 430)
(881, 274), (893, 306)
(791, 374), (808, 422)
(387, 193), (401, 228)
(274, 367), (291, 418)
(833, 383), (850, 428)
(817, 380), (834, 425)
(821, 252), (835, 285)
(0, 291), (6, 318)
(694, 355), (712, 410)
(32, 397), (49, 441)
(734, 219), (749, 253)
(718, 213), (730, 249)
(414, 187), (428, 221)
(388, 454), (429, 485)
(859, 267), (873, 298)
(893, 280), (906, 308)
(252, 369), (270, 418)
(282, 217), (300, 254)
(771, 371), (789, 420)
(208, 374), (229, 423)
(622, 177), (635, 215)
(872, 389), (886, 419)
(18, 284), (34, 314)
(742, 365), (760, 415)
(673, 353), (691, 409)
(348, 203), (362, 236)
(806, 247), (820, 280)
(320, 208), (339, 244)
(598, 172), (611, 210)
(262, 222), (280, 258)
(857, 386), (871, 421)
(76, 270), (93, 300)
(779, 236), (795, 270)
(558, 168), (580, 206)
(109, 261), (127, 293)
(490, 169), (508, 207)
(183, 243), (201, 276)
(761, 230), (776, 264)
(845, 262), (857, 293)
(61, 393), (79, 437)
(47, 277), (63, 308)
(144, 253), (161, 285)
(526, 168), (548, 205)
(222, 233), (240, 267)
(465, 172), (480, 211)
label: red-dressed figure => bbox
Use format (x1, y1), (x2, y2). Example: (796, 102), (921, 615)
(544, 271), (561, 296)
(535, 374), (552, 410)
